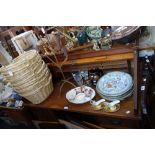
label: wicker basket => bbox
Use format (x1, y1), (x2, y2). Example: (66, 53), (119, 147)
(0, 49), (54, 104)
(0, 50), (40, 70)
(3, 61), (47, 84)
(15, 71), (51, 94)
(0, 52), (42, 77)
(10, 68), (49, 89)
(22, 76), (53, 104)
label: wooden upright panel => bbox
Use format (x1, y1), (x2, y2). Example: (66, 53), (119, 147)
(133, 50), (138, 114)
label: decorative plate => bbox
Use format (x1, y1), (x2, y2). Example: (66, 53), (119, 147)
(66, 86), (95, 104)
(97, 88), (133, 101)
(111, 26), (140, 40)
(96, 71), (133, 96)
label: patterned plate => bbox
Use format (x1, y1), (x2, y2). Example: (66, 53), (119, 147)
(96, 71), (133, 96)
(97, 88), (133, 101)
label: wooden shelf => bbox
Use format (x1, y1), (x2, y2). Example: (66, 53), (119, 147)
(24, 82), (140, 121)
(45, 45), (135, 67)
(52, 52), (134, 66)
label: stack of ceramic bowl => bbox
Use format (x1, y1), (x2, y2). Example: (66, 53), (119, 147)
(0, 50), (53, 104)
(96, 71), (133, 101)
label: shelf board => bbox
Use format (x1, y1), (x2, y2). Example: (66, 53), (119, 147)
(24, 81), (140, 120)
(49, 52), (134, 67)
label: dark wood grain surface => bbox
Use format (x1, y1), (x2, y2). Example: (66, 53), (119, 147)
(24, 82), (140, 121)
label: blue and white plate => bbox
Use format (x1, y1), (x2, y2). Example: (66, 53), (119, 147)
(97, 87), (133, 101)
(96, 71), (133, 97)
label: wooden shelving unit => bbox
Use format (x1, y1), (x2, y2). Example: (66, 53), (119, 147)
(24, 45), (141, 128)
(0, 44), (141, 128)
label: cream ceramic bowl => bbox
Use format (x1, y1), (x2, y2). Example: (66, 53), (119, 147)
(66, 86), (95, 104)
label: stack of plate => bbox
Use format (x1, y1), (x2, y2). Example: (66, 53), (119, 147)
(96, 71), (133, 101)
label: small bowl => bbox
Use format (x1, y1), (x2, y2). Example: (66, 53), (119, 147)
(91, 103), (105, 111)
(103, 104), (120, 113)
